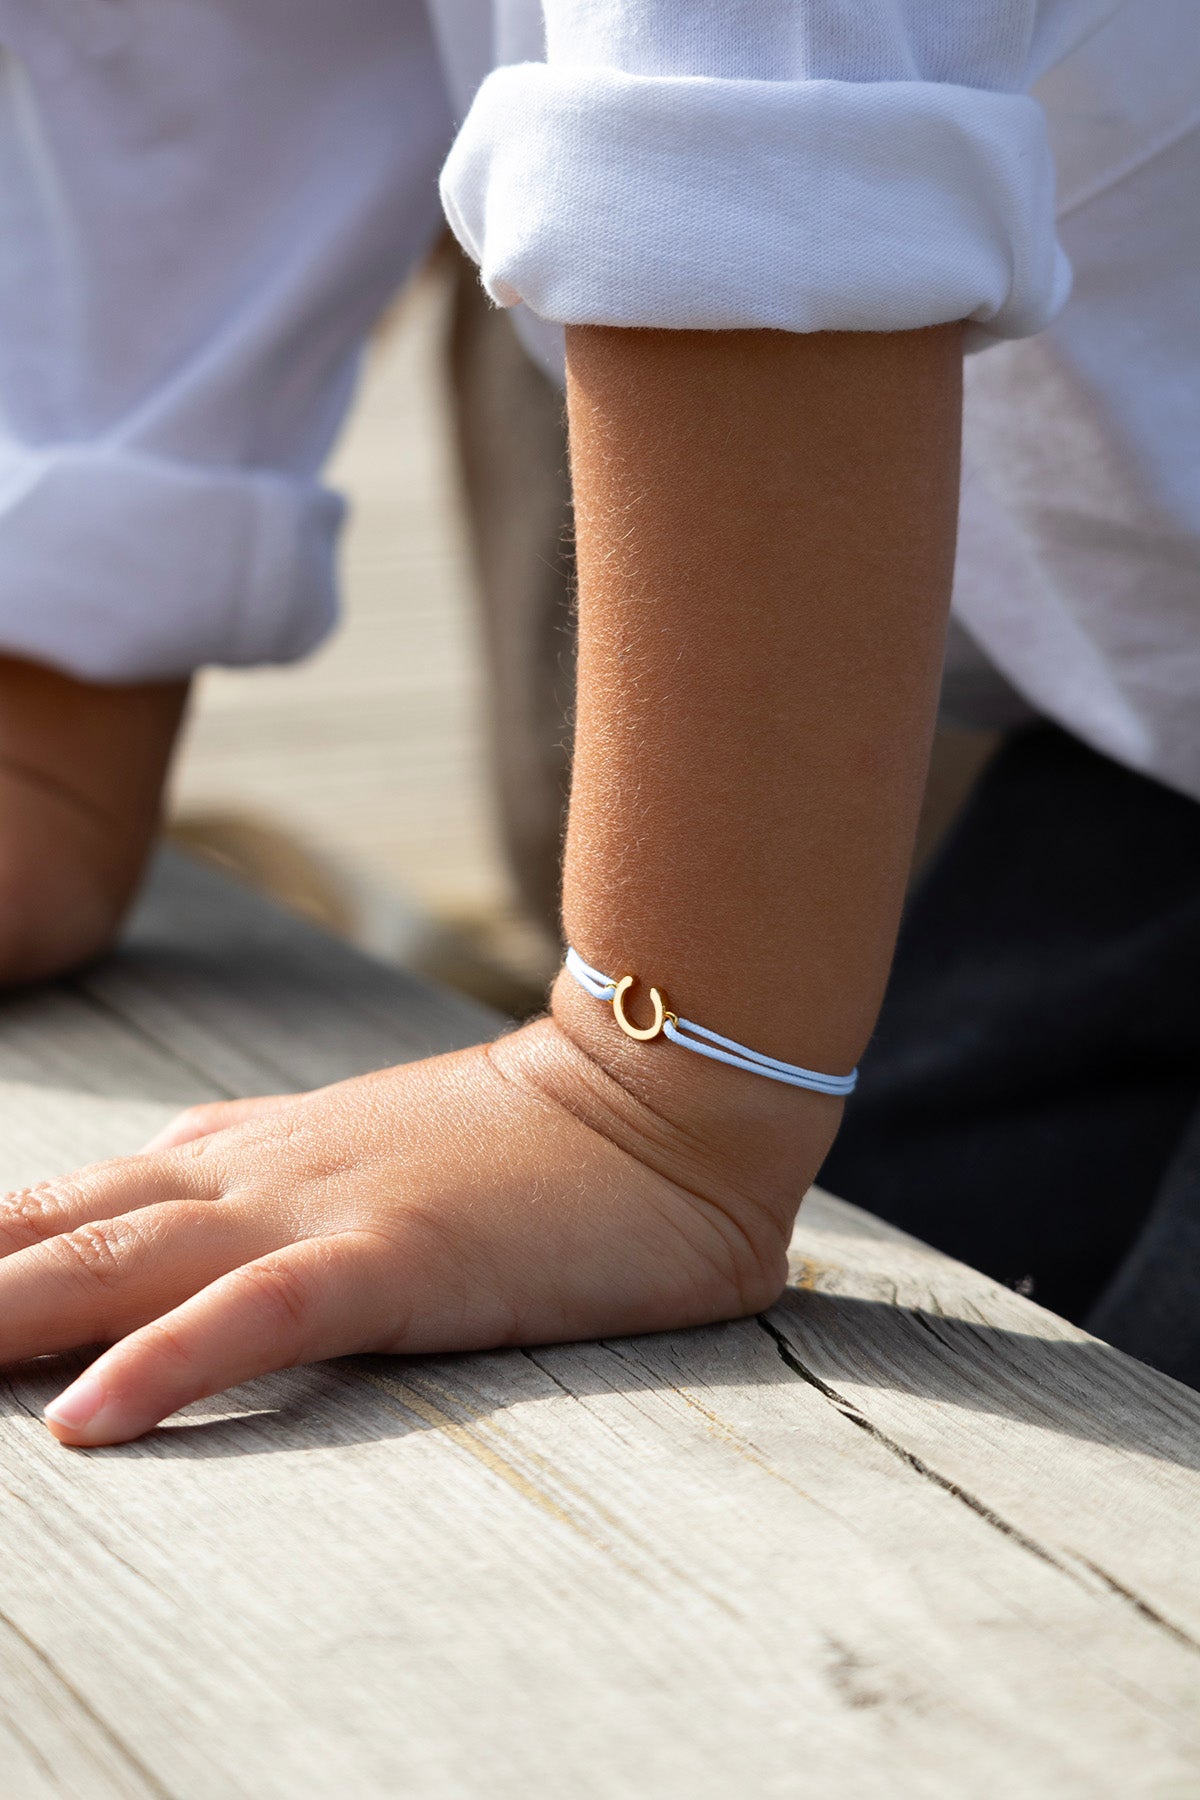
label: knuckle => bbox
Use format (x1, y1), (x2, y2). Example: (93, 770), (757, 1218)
(0, 1178), (89, 1252)
(56, 1217), (141, 1291)
(136, 1315), (200, 1381)
(248, 1111), (313, 1162)
(169, 1129), (236, 1181)
(230, 1258), (313, 1342)
(179, 1132), (219, 1166)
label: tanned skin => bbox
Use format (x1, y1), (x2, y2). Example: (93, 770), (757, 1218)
(0, 656), (186, 985)
(0, 324), (962, 1446)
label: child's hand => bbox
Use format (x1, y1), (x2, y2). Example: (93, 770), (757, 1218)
(1, 1017), (831, 1446)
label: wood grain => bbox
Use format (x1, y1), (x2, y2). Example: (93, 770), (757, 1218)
(0, 854), (1196, 1798)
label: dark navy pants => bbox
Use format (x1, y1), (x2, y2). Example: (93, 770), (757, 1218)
(821, 724), (1200, 1389)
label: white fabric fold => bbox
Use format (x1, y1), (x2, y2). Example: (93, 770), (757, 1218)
(0, 0), (1195, 814)
(0, 0), (452, 680)
(442, 63), (1069, 342)
(0, 444), (341, 681)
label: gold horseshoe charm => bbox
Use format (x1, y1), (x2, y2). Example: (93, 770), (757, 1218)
(612, 974), (670, 1041)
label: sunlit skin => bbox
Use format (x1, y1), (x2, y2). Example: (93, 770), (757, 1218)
(0, 323), (963, 1446)
(0, 656), (186, 985)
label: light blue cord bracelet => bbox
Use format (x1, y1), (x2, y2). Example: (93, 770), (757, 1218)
(564, 946), (858, 1097)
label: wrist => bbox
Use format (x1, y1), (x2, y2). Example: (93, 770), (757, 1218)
(506, 973), (845, 1233)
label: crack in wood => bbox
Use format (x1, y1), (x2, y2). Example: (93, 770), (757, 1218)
(0, 858), (1196, 1787)
(1074, 1557), (1200, 1657)
(3, 1378), (40, 1424)
(756, 1313), (1200, 1659)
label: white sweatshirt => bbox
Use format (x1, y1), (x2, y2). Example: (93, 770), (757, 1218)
(0, 3), (1196, 797)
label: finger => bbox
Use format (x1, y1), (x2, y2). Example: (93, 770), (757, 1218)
(0, 1194), (288, 1365)
(139, 1093), (296, 1154)
(43, 1232), (400, 1446)
(0, 1148), (221, 1260)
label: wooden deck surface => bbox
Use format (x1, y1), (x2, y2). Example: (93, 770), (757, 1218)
(0, 854), (1198, 1798)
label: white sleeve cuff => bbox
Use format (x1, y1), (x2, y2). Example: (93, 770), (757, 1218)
(441, 64), (1071, 344)
(0, 0), (452, 681)
(0, 445), (342, 682)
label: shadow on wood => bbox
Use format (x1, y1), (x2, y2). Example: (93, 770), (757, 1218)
(7, 1284), (1198, 1474)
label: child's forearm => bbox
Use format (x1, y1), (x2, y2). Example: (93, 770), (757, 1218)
(16, 322), (966, 1448)
(553, 324), (963, 1162)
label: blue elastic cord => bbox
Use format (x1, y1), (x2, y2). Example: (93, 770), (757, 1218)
(564, 946), (858, 1097)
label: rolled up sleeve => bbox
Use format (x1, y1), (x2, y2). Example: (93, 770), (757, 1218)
(0, 0), (452, 681)
(440, 2), (1084, 345)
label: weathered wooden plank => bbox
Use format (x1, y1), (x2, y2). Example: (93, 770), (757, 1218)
(3, 1250), (1199, 1797)
(771, 1203), (1200, 1649)
(0, 1608), (160, 1800)
(0, 854), (1196, 1798)
(82, 849), (499, 1099)
(0, 984), (222, 1196)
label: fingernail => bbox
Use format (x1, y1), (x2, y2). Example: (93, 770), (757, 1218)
(44, 1372), (107, 1433)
